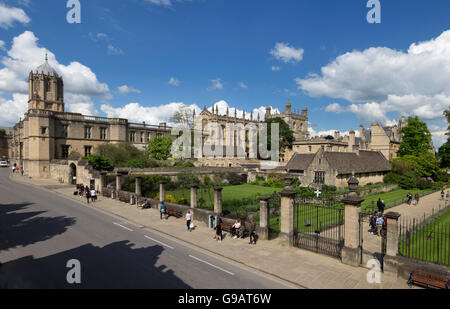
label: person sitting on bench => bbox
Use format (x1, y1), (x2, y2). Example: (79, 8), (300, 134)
(160, 201), (167, 220)
(231, 219), (241, 239)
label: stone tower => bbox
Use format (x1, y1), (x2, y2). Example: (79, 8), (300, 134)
(28, 53), (64, 112)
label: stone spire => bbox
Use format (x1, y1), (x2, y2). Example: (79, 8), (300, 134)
(226, 107), (229, 117)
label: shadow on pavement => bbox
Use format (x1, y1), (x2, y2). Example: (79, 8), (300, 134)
(0, 240), (192, 289)
(0, 202), (77, 251)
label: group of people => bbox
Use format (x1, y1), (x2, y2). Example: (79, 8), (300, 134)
(406, 193), (420, 206)
(369, 212), (386, 236)
(441, 190), (450, 200)
(11, 164), (23, 176)
(77, 184), (97, 204)
(159, 201), (194, 232)
(213, 217), (257, 244)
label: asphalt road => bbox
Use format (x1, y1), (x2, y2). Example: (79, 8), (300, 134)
(0, 168), (299, 289)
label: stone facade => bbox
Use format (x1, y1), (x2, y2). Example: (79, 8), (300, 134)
(287, 118), (409, 161)
(9, 57), (170, 179)
(285, 148), (392, 189)
(197, 100), (309, 165)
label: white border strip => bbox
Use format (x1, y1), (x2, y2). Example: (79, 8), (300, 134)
(189, 255), (235, 276)
(144, 235), (174, 249)
(113, 222), (134, 232)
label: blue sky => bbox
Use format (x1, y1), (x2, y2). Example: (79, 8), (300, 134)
(0, 0), (449, 147)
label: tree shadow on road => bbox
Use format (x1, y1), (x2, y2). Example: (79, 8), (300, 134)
(0, 240), (192, 289)
(0, 202), (77, 251)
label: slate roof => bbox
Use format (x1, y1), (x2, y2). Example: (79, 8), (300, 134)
(285, 153), (315, 171)
(322, 151), (391, 174)
(286, 151), (391, 175)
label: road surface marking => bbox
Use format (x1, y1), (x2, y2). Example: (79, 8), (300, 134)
(113, 222), (133, 231)
(189, 255), (235, 276)
(144, 235), (174, 249)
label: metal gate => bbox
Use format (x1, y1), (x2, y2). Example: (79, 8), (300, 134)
(359, 211), (387, 269)
(294, 199), (345, 259)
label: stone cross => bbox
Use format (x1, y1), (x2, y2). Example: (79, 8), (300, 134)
(314, 189), (322, 198)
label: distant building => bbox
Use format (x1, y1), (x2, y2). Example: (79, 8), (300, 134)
(285, 118), (409, 162)
(9, 55), (170, 178)
(285, 148), (392, 189)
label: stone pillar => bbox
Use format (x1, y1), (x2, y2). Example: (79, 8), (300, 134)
(341, 176), (364, 267)
(190, 185), (199, 209)
(385, 212), (401, 257)
(159, 181), (167, 202)
(279, 187), (297, 246)
(116, 173), (122, 191)
(214, 187), (223, 215)
(259, 196), (270, 240)
(99, 172), (107, 194)
(135, 176), (142, 196)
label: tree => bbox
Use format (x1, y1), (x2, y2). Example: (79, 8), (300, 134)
(169, 106), (195, 128)
(85, 155), (114, 171)
(398, 116), (433, 157)
(261, 117), (294, 152)
(0, 128), (5, 138)
(438, 109), (450, 168)
(147, 136), (172, 160)
(95, 142), (149, 167)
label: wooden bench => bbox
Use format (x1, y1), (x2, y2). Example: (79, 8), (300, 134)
(118, 191), (130, 203)
(221, 222), (247, 238)
(165, 207), (183, 218)
(137, 199), (151, 209)
(408, 270), (449, 289)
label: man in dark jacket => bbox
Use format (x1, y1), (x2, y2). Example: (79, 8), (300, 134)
(249, 219), (257, 245)
(377, 198), (385, 213)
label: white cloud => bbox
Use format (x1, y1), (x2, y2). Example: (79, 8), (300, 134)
(325, 103), (345, 114)
(107, 44), (123, 55)
(0, 40), (5, 51)
(238, 82), (247, 89)
(101, 102), (199, 125)
(207, 78), (223, 91)
(0, 31), (111, 98)
(271, 66), (280, 71)
(296, 30), (450, 123)
(146, 0), (173, 7)
(0, 3), (30, 29)
(65, 94), (98, 116)
(100, 100), (280, 126)
(270, 43), (304, 64)
(0, 93), (27, 125)
(169, 77), (180, 86)
(117, 85), (141, 94)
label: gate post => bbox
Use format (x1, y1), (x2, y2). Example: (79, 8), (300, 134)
(116, 173), (122, 191)
(341, 176), (364, 267)
(99, 172), (107, 194)
(135, 176), (142, 196)
(384, 212), (401, 256)
(258, 196), (270, 240)
(214, 186), (223, 215)
(159, 181), (167, 203)
(190, 185), (199, 209)
(279, 187), (297, 247)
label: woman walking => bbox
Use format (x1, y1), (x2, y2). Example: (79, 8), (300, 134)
(186, 210), (192, 232)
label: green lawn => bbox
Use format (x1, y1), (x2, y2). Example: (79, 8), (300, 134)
(361, 188), (433, 213)
(399, 210), (450, 266)
(167, 184), (282, 209)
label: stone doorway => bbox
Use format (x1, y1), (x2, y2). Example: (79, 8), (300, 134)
(70, 163), (77, 185)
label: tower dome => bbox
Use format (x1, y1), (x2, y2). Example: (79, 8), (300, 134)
(34, 53), (58, 76)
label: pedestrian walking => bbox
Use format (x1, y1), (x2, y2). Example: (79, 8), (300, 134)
(441, 190), (445, 200)
(20, 167), (23, 176)
(414, 193), (419, 206)
(216, 218), (223, 242)
(377, 198), (385, 213)
(160, 201), (167, 220)
(85, 189), (91, 203)
(186, 210), (192, 232)
(78, 184), (84, 197)
(11, 165), (15, 173)
(90, 188), (97, 202)
(407, 193), (413, 205)
(249, 219), (257, 244)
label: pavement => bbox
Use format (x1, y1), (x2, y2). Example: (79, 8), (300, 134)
(4, 171), (429, 289)
(0, 169), (299, 289)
